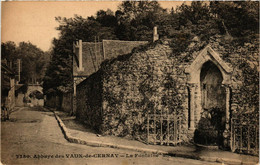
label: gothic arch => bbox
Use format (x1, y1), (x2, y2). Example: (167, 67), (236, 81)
(185, 45), (232, 133)
(185, 45), (232, 85)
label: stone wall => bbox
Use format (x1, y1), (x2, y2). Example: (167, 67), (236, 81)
(15, 93), (24, 107)
(61, 92), (72, 113)
(45, 93), (72, 111)
(208, 37), (259, 116)
(101, 41), (190, 141)
(45, 95), (60, 108)
(76, 71), (103, 132)
(101, 37), (258, 141)
(76, 36), (259, 144)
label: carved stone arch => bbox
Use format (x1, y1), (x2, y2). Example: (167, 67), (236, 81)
(185, 45), (232, 137)
(185, 45), (232, 85)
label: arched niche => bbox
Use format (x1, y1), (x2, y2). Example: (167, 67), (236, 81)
(200, 61), (226, 110)
(185, 45), (232, 132)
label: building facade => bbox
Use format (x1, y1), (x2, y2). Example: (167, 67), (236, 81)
(1, 60), (16, 120)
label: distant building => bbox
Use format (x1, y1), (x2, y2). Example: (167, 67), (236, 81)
(1, 59), (16, 119)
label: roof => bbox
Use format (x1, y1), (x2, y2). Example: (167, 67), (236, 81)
(73, 40), (148, 77)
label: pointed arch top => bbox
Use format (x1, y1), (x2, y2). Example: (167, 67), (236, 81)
(185, 45), (232, 85)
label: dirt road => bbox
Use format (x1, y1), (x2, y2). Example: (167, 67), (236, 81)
(1, 107), (220, 165)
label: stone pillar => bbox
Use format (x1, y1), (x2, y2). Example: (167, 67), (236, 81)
(188, 83), (196, 131)
(194, 83), (202, 124)
(225, 86), (230, 130)
(223, 84), (231, 148)
(73, 79), (77, 96)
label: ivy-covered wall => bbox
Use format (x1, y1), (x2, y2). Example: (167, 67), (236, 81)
(100, 41), (190, 141)
(76, 71), (103, 132)
(61, 92), (72, 113)
(76, 36), (259, 143)
(208, 36), (259, 116)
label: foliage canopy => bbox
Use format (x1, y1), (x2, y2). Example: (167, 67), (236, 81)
(43, 1), (259, 95)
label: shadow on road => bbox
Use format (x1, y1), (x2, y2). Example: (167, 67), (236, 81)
(8, 118), (41, 123)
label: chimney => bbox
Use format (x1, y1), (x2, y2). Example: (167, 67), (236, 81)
(153, 26), (159, 42)
(78, 40), (84, 71)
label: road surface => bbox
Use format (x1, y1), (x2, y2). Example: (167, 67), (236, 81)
(1, 107), (220, 165)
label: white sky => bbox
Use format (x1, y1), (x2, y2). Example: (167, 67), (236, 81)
(1, 1), (187, 51)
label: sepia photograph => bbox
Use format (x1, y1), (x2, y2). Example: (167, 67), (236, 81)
(1, 1), (259, 165)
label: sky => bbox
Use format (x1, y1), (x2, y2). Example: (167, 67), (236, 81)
(1, 1), (186, 51)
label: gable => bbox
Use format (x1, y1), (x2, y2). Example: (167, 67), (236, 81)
(185, 45), (232, 74)
(185, 45), (232, 84)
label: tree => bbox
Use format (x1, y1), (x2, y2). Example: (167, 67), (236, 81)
(174, 2), (220, 41)
(16, 42), (48, 84)
(1, 41), (49, 85)
(43, 11), (119, 96)
(116, 1), (167, 41)
(43, 37), (73, 95)
(209, 1), (259, 40)
(43, 1), (259, 96)
(1, 41), (17, 61)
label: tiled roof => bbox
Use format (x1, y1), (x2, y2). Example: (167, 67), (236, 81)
(73, 40), (148, 77)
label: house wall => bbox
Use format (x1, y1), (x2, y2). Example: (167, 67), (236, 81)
(76, 71), (103, 132)
(15, 93), (25, 107)
(8, 78), (16, 110)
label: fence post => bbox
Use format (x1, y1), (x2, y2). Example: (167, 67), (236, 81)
(231, 119), (233, 152)
(147, 115), (149, 144)
(174, 116), (177, 143)
(247, 124), (250, 154)
(167, 115), (169, 146)
(154, 115), (156, 145)
(160, 116), (163, 145)
(240, 126), (242, 153)
(256, 126), (258, 155)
